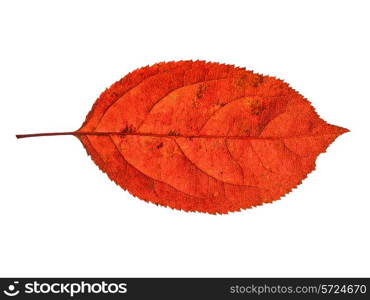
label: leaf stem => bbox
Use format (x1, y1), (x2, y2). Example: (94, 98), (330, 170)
(16, 132), (77, 139)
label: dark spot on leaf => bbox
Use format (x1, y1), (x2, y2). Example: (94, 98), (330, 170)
(122, 124), (135, 133)
(196, 84), (206, 99)
(236, 74), (248, 87)
(252, 75), (264, 87)
(250, 99), (265, 116)
(168, 130), (178, 136)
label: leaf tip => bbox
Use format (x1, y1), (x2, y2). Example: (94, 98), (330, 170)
(338, 126), (350, 136)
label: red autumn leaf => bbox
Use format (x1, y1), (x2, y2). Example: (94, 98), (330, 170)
(17, 61), (348, 214)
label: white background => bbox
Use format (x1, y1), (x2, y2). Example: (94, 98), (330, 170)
(1, 0), (369, 277)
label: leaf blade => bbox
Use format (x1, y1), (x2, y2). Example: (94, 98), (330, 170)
(77, 60), (348, 213)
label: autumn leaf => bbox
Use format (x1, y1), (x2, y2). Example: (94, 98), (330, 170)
(17, 61), (348, 214)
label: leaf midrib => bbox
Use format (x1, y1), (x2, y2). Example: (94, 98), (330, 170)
(16, 131), (342, 140)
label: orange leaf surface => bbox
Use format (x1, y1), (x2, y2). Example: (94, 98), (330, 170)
(17, 61), (348, 214)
